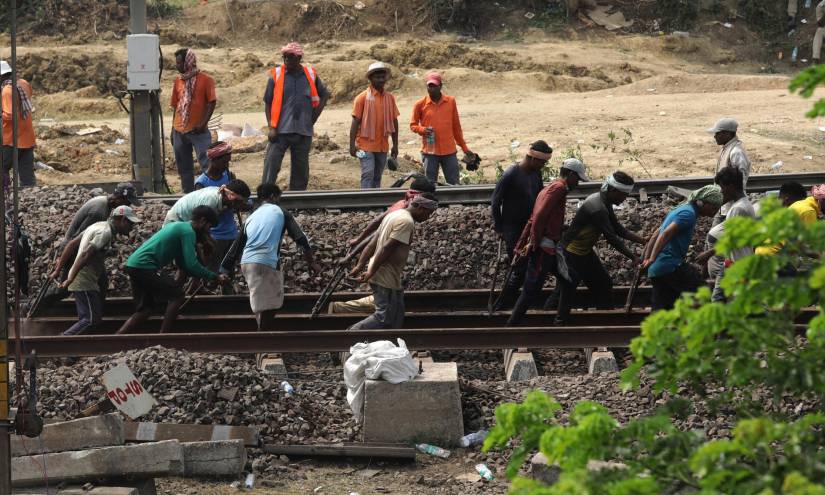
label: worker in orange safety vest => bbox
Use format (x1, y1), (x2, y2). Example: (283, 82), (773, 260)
(262, 42), (330, 191)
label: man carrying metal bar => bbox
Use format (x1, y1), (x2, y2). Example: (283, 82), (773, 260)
(50, 206), (142, 335)
(33, 183), (142, 315)
(118, 205), (229, 334)
(171, 48), (217, 193)
(348, 194), (438, 330)
(222, 183), (319, 330)
(507, 159), (587, 327)
(554, 171), (646, 325)
(490, 140), (550, 311)
(0, 60), (35, 187)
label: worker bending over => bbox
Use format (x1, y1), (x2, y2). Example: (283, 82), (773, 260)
(118, 206), (229, 334)
(555, 171), (645, 324)
(507, 158), (588, 327)
(642, 185), (723, 310)
(51, 206), (141, 335)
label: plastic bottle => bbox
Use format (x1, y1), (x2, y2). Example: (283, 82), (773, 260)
(459, 429), (489, 448)
(416, 443), (451, 458)
(426, 127), (435, 154)
(244, 473), (255, 489)
(356, 149), (367, 159)
(792, 46), (799, 62)
(806, 0), (812, 9)
(280, 381), (294, 397)
(475, 463), (494, 481)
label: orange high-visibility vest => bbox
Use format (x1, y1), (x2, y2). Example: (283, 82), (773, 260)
(268, 65), (320, 129)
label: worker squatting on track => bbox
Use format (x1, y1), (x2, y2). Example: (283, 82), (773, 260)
(5, 39), (820, 333)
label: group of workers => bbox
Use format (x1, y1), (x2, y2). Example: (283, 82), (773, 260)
(173, 42), (475, 193)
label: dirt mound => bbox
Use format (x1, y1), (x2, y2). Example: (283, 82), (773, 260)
(34, 124), (129, 174)
(16, 51), (126, 96)
(153, 26), (226, 49)
(605, 73), (791, 96)
(10, 0), (130, 41)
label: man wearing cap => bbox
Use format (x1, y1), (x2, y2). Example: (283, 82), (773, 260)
(507, 158), (587, 326)
(0, 60), (36, 186)
(165, 178), (251, 226)
(50, 206), (141, 335)
(554, 171), (646, 324)
(171, 48), (217, 193)
(118, 205), (230, 334)
(349, 62), (400, 189)
(490, 140), (550, 310)
(410, 72), (474, 185)
(263, 42), (330, 191)
(35, 183), (142, 315)
(708, 118), (750, 190)
(195, 141), (240, 279)
(348, 193), (438, 329)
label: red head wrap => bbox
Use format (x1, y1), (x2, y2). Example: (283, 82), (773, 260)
(207, 142), (232, 160)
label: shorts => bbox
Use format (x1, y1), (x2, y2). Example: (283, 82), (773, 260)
(241, 263), (284, 313)
(127, 267), (183, 312)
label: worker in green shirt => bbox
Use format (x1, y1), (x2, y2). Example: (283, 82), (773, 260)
(117, 205), (229, 334)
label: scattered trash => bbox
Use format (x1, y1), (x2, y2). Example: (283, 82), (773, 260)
(280, 381), (295, 397)
(524, 12), (535, 19)
(358, 468), (381, 478)
(818, 126), (825, 132)
(587, 5), (633, 30)
(76, 127), (102, 136)
(456, 472), (482, 483)
(771, 161), (783, 171)
(792, 46), (799, 63)
(114, 138), (125, 145)
(658, 111), (667, 116)
(722, 22), (733, 28)
(510, 140), (520, 149)
(672, 31), (689, 37)
(354, 1), (365, 9)
(806, 0), (812, 8)
(406, 140), (417, 145)
(244, 473), (255, 489)
(802, 58), (809, 63)
(34, 161), (55, 172)
(230, 481), (241, 490)
(475, 463), (494, 481)
(804, 155), (814, 160)
(647, 88), (657, 92)
(242, 123), (264, 137)
(459, 429), (489, 448)
(313, 487), (325, 494)
(355, 150), (367, 159)
(416, 443), (451, 458)
(802, 18), (809, 24)
(104, 149), (120, 156)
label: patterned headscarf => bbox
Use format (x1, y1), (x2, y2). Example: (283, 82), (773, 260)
(1, 79), (33, 120)
(206, 141), (232, 160)
(176, 49), (200, 128)
(811, 184), (825, 201)
(687, 184), (723, 206)
(281, 42), (304, 57)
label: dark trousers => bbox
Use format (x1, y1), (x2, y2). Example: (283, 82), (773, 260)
(423, 153), (460, 185)
(65, 290), (102, 335)
(556, 250), (613, 323)
(262, 133), (312, 190)
(172, 129), (212, 193)
(650, 263), (703, 311)
(2, 146), (35, 186)
(507, 249), (558, 326)
(493, 228), (528, 311)
(38, 262), (107, 316)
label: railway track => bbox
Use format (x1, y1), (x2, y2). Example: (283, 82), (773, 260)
(143, 172), (825, 210)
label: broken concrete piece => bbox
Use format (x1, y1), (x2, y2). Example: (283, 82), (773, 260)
(531, 452), (561, 485)
(182, 440), (246, 477)
(12, 440), (183, 487)
(123, 421), (259, 447)
(586, 5), (633, 30)
(11, 414), (124, 457)
(362, 361), (463, 446)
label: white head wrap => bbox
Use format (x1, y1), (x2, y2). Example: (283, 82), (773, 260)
(601, 173), (634, 194)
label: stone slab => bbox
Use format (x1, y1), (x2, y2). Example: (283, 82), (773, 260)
(362, 361), (463, 447)
(12, 440), (183, 487)
(181, 440), (246, 477)
(124, 421), (259, 447)
(504, 349), (538, 382)
(12, 414), (124, 457)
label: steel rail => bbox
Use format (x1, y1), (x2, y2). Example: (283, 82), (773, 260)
(143, 172), (825, 210)
(10, 326), (646, 356)
(37, 287), (653, 317)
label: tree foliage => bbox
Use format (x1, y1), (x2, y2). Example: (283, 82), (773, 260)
(483, 199), (825, 493)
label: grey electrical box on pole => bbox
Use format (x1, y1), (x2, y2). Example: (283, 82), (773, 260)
(129, 0), (165, 194)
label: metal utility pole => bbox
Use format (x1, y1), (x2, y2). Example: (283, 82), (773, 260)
(129, 0), (165, 193)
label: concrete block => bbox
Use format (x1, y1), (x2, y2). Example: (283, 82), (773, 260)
(259, 356), (287, 378)
(12, 414), (124, 457)
(362, 361), (463, 447)
(12, 440), (184, 487)
(530, 452), (560, 485)
(504, 349), (538, 382)
(181, 440), (246, 477)
(59, 488), (138, 495)
(588, 350), (619, 374)
(124, 421), (259, 446)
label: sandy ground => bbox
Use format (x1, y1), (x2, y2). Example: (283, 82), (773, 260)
(8, 34), (825, 192)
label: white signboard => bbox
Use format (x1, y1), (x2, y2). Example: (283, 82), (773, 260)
(101, 364), (156, 419)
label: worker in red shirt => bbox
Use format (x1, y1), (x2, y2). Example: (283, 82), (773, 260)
(410, 72), (474, 185)
(507, 158), (588, 326)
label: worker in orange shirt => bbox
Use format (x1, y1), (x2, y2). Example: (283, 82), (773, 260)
(0, 60), (36, 186)
(410, 72), (474, 185)
(170, 48), (217, 193)
(349, 62), (400, 189)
